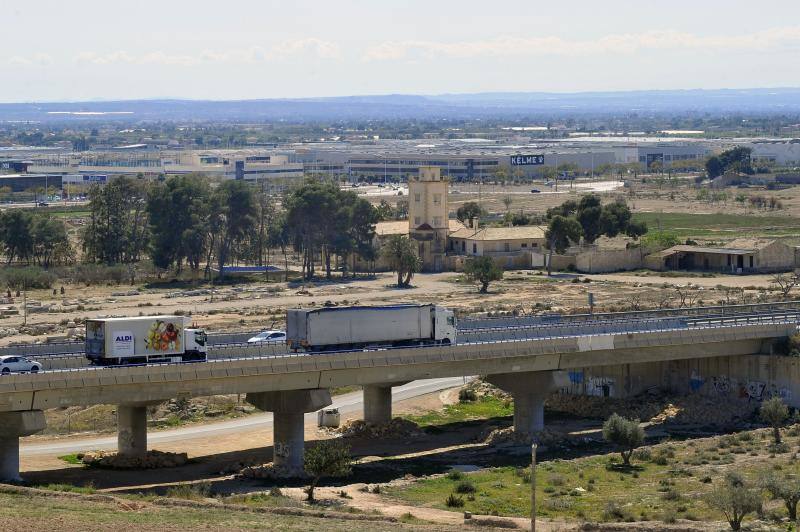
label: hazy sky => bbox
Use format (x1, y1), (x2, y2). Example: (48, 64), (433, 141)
(3, 0), (800, 102)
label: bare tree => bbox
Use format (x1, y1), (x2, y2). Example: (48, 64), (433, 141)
(772, 273), (800, 300)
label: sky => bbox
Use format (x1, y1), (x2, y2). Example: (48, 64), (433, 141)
(3, 0), (800, 102)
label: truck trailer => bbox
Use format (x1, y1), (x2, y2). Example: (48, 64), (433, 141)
(286, 304), (456, 352)
(85, 316), (207, 366)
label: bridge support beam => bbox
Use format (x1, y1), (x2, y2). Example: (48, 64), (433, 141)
(363, 382), (408, 425)
(247, 389), (332, 475)
(0, 410), (46, 482)
(486, 371), (569, 437)
(117, 403), (155, 457)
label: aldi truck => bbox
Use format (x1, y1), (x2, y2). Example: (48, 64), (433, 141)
(85, 316), (207, 366)
(286, 304), (456, 352)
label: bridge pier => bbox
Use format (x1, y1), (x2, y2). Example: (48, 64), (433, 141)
(487, 371), (568, 437)
(117, 403), (158, 457)
(247, 389), (332, 475)
(0, 411), (46, 482)
(363, 382), (408, 424)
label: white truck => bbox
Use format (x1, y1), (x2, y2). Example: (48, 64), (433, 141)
(85, 316), (207, 366)
(286, 304), (456, 352)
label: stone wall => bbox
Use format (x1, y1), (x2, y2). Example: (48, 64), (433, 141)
(575, 247), (645, 274)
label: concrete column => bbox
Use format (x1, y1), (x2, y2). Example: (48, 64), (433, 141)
(247, 389), (332, 475)
(0, 411), (46, 482)
(273, 412), (305, 471)
(117, 405), (148, 457)
(486, 371), (569, 438)
(363, 385), (393, 425)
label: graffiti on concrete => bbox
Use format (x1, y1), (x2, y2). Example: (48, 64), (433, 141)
(587, 376), (615, 397)
(710, 375), (731, 394)
(568, 371), (584, 385)
(689, 370), (705, 392)
(744, 381), (766, 400)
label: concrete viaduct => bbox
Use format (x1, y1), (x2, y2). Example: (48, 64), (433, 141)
(0, 305), (797, 481)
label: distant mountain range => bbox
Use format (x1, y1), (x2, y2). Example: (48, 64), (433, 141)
(2, 88), (800, 122)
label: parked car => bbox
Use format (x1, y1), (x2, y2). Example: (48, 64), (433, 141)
(0, 355), (42, 375)
(247, 330), (287, 344)
(530, 188), (541, 193)
(37, 201), (49, 207)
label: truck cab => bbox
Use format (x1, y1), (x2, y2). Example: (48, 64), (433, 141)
(434, 306), (456, 345)
(184, 328), (208, 360)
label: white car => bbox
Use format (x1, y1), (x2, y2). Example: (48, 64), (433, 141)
(247, 330), (286, 344)
(0, 355), (42, 375)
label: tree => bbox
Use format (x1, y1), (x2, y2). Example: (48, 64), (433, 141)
(267, 213), (291, 281)
(705, 472), (762, 531)
(641, 230), (680, 251)
(771, 273), (800, 300)
(501, 196), (513, 213)
(147, 174), (212, 275)
(381, 234), (421, 287)
(0, 210), (33, 264)
(575, 194), (603, 243)
(760, 397), (789, 444)
(599, 199), (633, 238)
(456, 202), (485, 225)
(544, 215), (582, 276)
(464, 256), (503, 293)
(760, 470), (800, 521)
(303, 440), (352, 503)
(82, 177), (149, 273)
(602, 413), (644, 466)
(30, 215), (73, 268)
(213, 180), (257, 281)
(705, 156), (723, 178)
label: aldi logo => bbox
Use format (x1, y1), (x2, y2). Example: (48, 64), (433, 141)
(113, 330), (135, 356)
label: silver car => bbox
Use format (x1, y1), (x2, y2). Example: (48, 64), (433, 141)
(0, 355), (42, 375)
(247, 330), (286, 344)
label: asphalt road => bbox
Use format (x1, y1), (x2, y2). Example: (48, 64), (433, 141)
(20, 376), (469, 456)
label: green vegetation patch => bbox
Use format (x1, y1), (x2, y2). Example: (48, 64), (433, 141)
(387, 429), (800, 524)
(404, 395), (512, 427)
(632, 212), (800, 239)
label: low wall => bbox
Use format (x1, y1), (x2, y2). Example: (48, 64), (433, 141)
(576, 248), (644, 274)
(562, 354), (800, 407)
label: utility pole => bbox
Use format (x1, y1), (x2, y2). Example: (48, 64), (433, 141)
(531, 443), (537, 532)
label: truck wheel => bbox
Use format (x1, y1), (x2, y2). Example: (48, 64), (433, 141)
(30, 366), (39, 373)
(1, 367), (9, 375)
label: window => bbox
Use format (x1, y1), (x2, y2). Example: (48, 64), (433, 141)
(531, 242), (538, 248)
(414, 193), (421, 202)
(461, 241), (465, 252)
(521, 243), (528, 248)
(433, 193), (442, 205)
(504, 243), (510, 252)
(472, 243), (477, 254)
(447, 316), (455, 326)
(433, 216), (442, 226)
(414, 216), (421, 225)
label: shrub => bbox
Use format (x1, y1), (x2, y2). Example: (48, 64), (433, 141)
(445, 493), (464, 508)
(458, 388), (477, 403)
(602, 413), (645, 466)
(303, 440), (352, 502)
(705, 472), (762, 531)
(760, 397), (789, 444)
(455, 481), (476, 494)
(0, 266), (57, 290)
(446, 470), (464, 481)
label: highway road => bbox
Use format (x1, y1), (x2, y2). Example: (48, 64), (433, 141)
(20, 376), (469, 456)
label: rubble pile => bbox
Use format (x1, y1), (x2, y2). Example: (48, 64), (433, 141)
(463, 380), (510, 401)
(80, 450), (188, 469)
(546, 392), (759, 427)
(482, 427), (569, 448)
(238, 463), (309, 480)
(336, 418), (424, 439)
